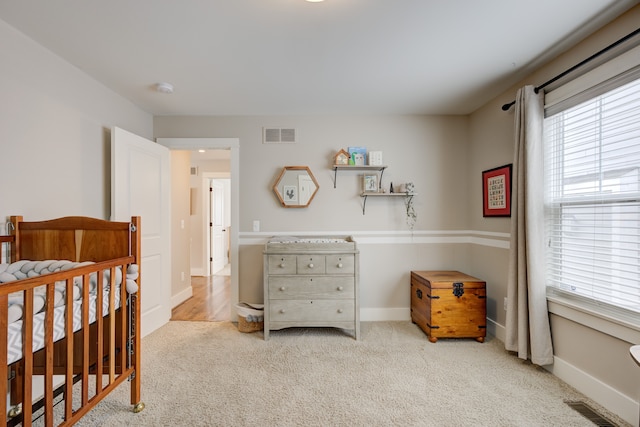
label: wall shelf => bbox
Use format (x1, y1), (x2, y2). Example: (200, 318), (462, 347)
(360, 192), (415, 215)
(332, 165), (387, 188)
(332, 164), (413, 214)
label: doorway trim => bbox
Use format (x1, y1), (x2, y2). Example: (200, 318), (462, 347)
(156, 137), (240, 321)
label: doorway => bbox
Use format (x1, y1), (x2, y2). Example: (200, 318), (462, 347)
(157, 137), (240, 322)
(208, 176), (230, 276)
(171, 163), (231, 322)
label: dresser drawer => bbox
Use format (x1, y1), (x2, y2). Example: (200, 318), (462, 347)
(296, 255), (325, 274)
(269, 276), (354, 299)
(263, 236), (360, 340)
(326, 254), (355, 274)
(269, 299), (355, 322)
(267, 255), (296, 275)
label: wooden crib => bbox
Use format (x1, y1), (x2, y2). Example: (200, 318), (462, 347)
(0, 216), (143, 426)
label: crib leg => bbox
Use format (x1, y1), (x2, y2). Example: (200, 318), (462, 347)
(128, 293), (143, 414)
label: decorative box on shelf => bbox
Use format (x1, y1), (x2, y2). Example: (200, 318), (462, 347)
(410, 271), (486, 343)
(368, 151), (383, 166)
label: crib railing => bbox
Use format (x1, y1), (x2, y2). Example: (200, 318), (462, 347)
(1, 256), (136, 426)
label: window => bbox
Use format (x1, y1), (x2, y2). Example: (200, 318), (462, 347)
(544, 77), (640, 314)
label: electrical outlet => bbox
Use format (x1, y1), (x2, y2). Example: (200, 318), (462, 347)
(504, 297), (508, 311)
(181, 271), (185, 282)
(253, 220), (260, 232)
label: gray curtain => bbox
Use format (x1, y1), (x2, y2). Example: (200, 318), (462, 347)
(505, 85), (554, 366)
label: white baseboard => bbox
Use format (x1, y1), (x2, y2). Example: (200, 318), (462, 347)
(171, 286), (193, 309)
(141, 306), (171, 338)
(482, 318), (637, 426)
(487, 317), (506, 343)
(191, 268), (205, 277)
(547, 356), (638, 426)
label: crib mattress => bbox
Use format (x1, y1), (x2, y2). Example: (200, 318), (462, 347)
(6, 287), (122, 365)
(2, 260), (138, 365)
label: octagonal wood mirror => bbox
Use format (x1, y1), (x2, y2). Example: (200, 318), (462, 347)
(273, 166), (319, 208)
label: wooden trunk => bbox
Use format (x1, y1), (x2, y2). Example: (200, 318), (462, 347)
(410, 271), (486, 343)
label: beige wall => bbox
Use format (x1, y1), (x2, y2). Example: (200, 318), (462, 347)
(170, 151), (192, 301)
(0, 19), (152, 224)
(467, 5), (640, 424)
(155, 115), (470, 231)
(188, 165), (205, 275)
(154, 115), (474, 317)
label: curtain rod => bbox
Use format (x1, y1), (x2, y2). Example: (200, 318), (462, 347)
(501, 27), (640, 111)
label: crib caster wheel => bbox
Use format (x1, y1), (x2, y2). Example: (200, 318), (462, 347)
(8, 404), (22, 418)
(133, 402), (145, 413)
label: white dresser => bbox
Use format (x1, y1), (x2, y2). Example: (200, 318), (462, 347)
(263, 236), (359, 340)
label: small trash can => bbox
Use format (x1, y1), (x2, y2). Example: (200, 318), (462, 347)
(235, 302), (264, 333)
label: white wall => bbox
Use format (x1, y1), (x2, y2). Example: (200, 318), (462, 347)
(0, 19), (153, 223)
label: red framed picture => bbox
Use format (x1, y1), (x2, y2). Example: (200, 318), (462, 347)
(482, 164), (512, 217)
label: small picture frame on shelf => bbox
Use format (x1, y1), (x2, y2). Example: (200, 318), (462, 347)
(363, 174), (378, 192)
(348, 146), (367, 166)
(368, 151), (383, 166)
(334, 149), (350, 165)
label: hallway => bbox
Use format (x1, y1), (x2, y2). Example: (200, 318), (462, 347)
(171, 269), (231, 322)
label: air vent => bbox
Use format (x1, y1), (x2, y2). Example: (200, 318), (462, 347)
(190, 166), (199, 176)
(263, 127), (296, 144)
(565, 401), (617, 426)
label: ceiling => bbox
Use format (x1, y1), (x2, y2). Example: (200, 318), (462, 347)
(1, 1), (638, 116)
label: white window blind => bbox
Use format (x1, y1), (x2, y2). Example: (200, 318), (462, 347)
(544, 76), (640, 314)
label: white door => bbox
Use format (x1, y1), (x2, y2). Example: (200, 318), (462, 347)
(210, 179), (225, 274)
(111, 127), (171, 337)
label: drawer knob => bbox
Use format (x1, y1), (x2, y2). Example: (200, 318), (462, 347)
(279, 286), (286, 291)
(279, 309), (286, 314)
(308, 263), (314, 268)
(337, 286), (344, 291)
(337, 308), (343, 313)
(337, 263), (343, 268)
(279, 263), (286, 268)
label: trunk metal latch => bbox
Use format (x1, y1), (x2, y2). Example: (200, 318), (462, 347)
(453, 282), (464, 298)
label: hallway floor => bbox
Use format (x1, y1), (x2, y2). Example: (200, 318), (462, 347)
(171, 269), (231, 322)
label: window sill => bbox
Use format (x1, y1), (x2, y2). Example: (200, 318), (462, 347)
(547, 291), (640, 344)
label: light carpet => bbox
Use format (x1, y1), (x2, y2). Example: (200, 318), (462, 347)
(68, 321), (628, 427)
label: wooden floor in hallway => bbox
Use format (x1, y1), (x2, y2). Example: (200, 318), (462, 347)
(171, 271), (231, 322)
